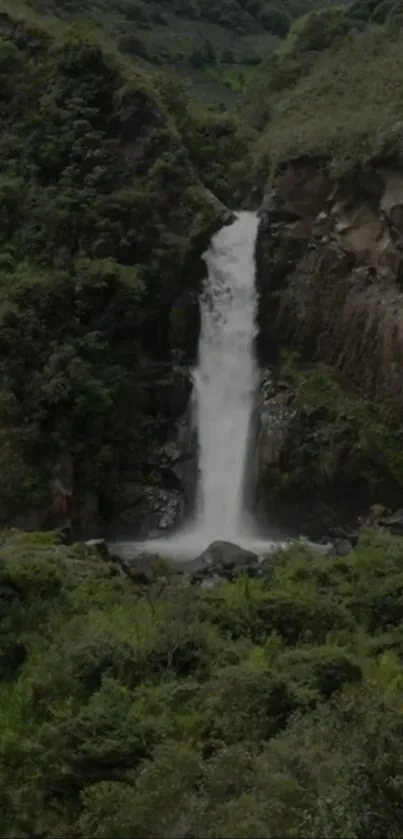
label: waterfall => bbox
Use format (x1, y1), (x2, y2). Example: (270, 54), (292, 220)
(111, 211), (279, 560)
(191, 211), (259, 542)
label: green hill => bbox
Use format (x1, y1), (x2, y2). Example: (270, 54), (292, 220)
(28, 0), (325, 102)
(243, 1), (403, 172)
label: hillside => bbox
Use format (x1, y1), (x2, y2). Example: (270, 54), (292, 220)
(244, 0), (403, 165)
(250, 1), (403, 531)
(0, 0), (255, 536)
(28, 0), (325, 102)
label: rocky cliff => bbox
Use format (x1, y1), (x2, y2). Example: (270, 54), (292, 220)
(257, 160), (403, 405)
(255, 159), (403, 535)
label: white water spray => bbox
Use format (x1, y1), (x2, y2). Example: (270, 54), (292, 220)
(111, 212), (279, 560)
(192, 211), (259, 541)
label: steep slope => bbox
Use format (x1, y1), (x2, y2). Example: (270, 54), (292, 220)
(0, 3), (232, 535)
(252, 10), (403, 532)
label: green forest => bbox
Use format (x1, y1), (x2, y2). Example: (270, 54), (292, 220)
(2, 0), (403, 835)
(4, 528), (403, 837)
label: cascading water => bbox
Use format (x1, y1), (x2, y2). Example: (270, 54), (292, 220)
(112, 211), (279, 560)
(191, 211), (259, 542)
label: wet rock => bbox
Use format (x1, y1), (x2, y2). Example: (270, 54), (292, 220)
(379, 167), (403, 214)
(146, 365), (193, 420)
(256, 389), (295, 472)
(359, 505), (403, 537)
(358, 504), (389, 529)
(110, 361), (197, 541)
(327, 538), (353, 557)
(119, 553), (175, 586)
(195, 540), (259, 580)
(170, 290), (201, 359)
(118, 486), (184, 538)
(200, 574), (223, 590)
(380, 508), (403, 536)
(156, 414), (198, 509)
(85, 538), (109, 559)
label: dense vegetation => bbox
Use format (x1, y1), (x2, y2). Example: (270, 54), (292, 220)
(268, 360), (403, 502)
(2, 0), (403, 836)
(245, 0), (403, 172)
(28, 0), (325, 102)
(3, 528), (403, 836)
(0, 1), (256, 528)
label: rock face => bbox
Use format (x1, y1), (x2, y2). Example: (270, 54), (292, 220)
(359, 505), (403, 537)
(108, 363), (197, 540)
(254, 159), (403, 536)
(256, 160), (403, 412)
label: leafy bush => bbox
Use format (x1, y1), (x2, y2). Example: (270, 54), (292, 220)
(3, 528), (403, 835)
(252, 19), (403, 174)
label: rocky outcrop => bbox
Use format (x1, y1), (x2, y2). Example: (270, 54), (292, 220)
(256, 159), (403, 412)
(191, 540), (260, 584)
(107, 363), (197, 540)
(359, 505), (403, 537)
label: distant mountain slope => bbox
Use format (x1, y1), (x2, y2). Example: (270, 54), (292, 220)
(28, 0), (325, 102)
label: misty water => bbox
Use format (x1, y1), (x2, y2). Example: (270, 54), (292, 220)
(112, 212), (280, 562)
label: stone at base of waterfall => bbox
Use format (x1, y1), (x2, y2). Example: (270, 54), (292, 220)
(326, 537), (353, 558)
(193, 540), (259, 582)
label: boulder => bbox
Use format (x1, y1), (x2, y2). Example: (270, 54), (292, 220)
(85, 538), (109, 559)
(119, 553), (174, 586)
(194, 540), (258, 580)
(327, 538), (353, 557)
(359, 505), (403, 537)
(380, 508), (403, 536)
